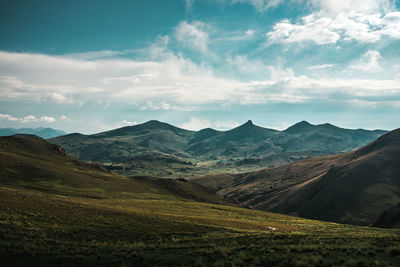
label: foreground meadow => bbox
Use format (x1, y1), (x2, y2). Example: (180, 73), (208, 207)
(1, 186), (400, 266)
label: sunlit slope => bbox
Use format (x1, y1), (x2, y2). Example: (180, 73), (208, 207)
(2, 185), (400, 266)
(0, 134), (227, 203)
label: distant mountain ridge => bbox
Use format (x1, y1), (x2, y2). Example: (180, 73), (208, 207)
(193, 128), (400, 226)
(50, 120), (387, 177)
(0, 127), (66, 139)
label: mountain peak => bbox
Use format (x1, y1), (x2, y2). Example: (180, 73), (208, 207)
(236, 120), (254, 129)
(297, 120), (311, 126)
(284, 120), (313, 134)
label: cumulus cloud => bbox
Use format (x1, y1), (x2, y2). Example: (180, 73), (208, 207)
(20, 115), (56, 123)
(267, 16), (340, 44)
(180, 118), (241, 131)
(310, 0), (395, 15)
(180, 117), (212, 131)
(214, 121), (240, 130)
(60, 115), (68, 120)
(245, 29), (256, 37)
(139, 101), (180, 111)
(38, 116), (56, 123)
(351, 50), (383, 72)
(0, 114), (56, 124)
(0, 113), (19, 121)
(175, 21), (210, 53)
(121, 120), (137, 126)
(267, 1), (400, 45)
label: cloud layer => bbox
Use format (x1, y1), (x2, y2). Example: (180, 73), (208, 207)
(0, 50), (399, 111)
(0, 113), (56, 123)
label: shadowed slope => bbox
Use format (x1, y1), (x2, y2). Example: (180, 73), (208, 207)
(194, 129), (400, 226)
(50, 120), (195, 162)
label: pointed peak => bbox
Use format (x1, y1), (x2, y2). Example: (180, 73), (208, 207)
(234, 120), (255, 129)
(245, 120), (253, 126)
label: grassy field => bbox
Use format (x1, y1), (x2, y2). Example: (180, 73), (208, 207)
(1, 186), (400, 266)
(1, 135), (400, 266)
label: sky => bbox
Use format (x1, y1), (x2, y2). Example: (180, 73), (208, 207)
(0, 0), (400, 133)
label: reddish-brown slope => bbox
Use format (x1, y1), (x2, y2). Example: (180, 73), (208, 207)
(193, 129), (400, 226)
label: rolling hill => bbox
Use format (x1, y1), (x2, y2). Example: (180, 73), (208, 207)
(0, 127), (66, 138)
(0, 134), (224, 203)
(193, 128), (400, 226)
(1, 134), (400, 266)
(50, 120), (386, 177)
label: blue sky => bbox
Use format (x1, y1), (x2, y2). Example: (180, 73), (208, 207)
(1, 0), (400, 133)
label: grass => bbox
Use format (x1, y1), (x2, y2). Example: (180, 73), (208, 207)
(1, 135), (400, 266)
(1, 186), (400, 266)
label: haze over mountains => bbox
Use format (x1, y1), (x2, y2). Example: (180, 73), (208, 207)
(193, 128), (400, 226)
(50, 120), (386, 177)
(0, 127), (66, 139)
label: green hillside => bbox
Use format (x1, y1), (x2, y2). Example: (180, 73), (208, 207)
(50, 120), (386, 177)
(1, 135), (400, 266)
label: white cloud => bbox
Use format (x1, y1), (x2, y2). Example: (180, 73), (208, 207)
(139, 101), (179, 111)
(310, 0), (395, 15)
(46, 92), (73, 104)
(351, 50), (383, 72)
(214, 121), (240, 130)
(121, 120), (137, 126)
(20, 115), (37, 123)
(268, 64), (295, 81)
(39, 116), (56, 123)
(175, 21), (210, 53)
(0, 113), (56, 123)
(227, 55), (270, 78)
(0, 113), (19, 121)
(245, 29), (256, 37)
(267, 3), (400, 45)
(20, 115), (55, 123)
(180, 117), (212, 131)
(60, 115), (68, 120)
(0, 50), (399, 110)
(267, 16), (340, 44)
(148, 35), (171, 60)
(308, 64), (337, 70)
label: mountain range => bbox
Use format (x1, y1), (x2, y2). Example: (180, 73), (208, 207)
(50, 120), (386, 177)
(0, 127), (66, 139)
(193, 128), (400, 226)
